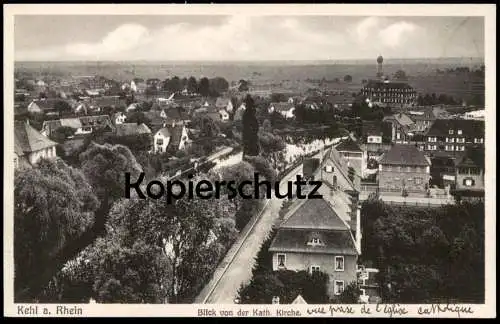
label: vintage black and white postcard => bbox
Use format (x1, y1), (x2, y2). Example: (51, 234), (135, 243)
(3, 3), (496, 318)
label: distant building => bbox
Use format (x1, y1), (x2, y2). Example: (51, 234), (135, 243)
(27, 99), (59, 115)
(268, 102), (295, 119)
(41, 115), (114, 137)
(215, 97), (234, 113)
(424, 119), (484, 157)
(462, 109), (485, 121)
(219, 109), (230, 121)
(378, 144), (431, 194)
(407, 109), (436, 134)
(383, 112), (417, 144)
(115, 123), (152, 137)
(15, 121), (58, 168)
(153, 125), (190, 154)
(268, 198), (359, 299)
(113, 112), (127, 125)
(361, 80), (417, 109)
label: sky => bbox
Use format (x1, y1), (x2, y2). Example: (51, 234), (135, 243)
(14, 15), (484, 61)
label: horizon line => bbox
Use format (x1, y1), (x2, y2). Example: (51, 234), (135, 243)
(14, 56), (485, 64)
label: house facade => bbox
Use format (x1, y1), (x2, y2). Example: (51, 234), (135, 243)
(407, 110), (436, 134)
(15, 121), (58, 168)
(269, 198), (359, 299)
(383, 113), (417, 144)
(153, 125), (189, 154)
(454, 148), (484, 193)
(423, 119), (485, 157)
(215, 97), (234, 113)
(41, 115), (114, 137)
(378, 144), (431, 194)
(361, 80), (417, 108)
(335, 138), (366, 179)
(27, 99), (59, 115)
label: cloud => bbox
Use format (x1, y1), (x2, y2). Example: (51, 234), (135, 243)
(378, 21), (418, 48)
(354, 17), (382, 43)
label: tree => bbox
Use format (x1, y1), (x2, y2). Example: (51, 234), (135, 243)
(187, 76), (198, 94)
(110, 174), (238, 302)
(198, 77), (210, 97)
(14, 159), (99, 300)
(258, 131), (286, 171)
(242, 95), (260, 157)
(209, 77), (229, 95)
(126, 111), (152, 129)
(238, 79), (250, 92)
(49, 126), (75, 143)
(344, 75), (353, 83)
(54, 100), (73, 115)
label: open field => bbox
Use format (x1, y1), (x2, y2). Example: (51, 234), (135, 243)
(15, 58), (484, 102)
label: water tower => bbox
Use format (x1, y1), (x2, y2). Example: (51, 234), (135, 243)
(376, 55), (384, 78)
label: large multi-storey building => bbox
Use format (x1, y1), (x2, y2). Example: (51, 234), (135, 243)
(361, 80), (417, 108)
(420, 119), (485, 157)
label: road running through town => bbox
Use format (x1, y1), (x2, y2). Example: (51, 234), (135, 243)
(195, 151), (324, 304)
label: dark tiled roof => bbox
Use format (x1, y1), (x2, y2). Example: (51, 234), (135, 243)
(281, 198), (348, 231)
(426, 119), (485, 138)
(215, 97), (231, 108)
(115, 123), (151, 136)
(15, 121), (57, 152)
(408, 110), (436, 121)
(156, 127), (171, 138)
(79, 115), (113, 128)
(379, 144), (430, 166)
(269, 228), (358, 255)
(30, 99), (60, 111)
(322, 147), (358, 192)
(164, 107), (190, 120)
(456, 147), (485, 169)
(364, 80), (414, 90)
(335, 138), (363, 152)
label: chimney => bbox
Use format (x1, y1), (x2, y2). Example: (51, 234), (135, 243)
(26, 119), (30, 126)
(350, 196), (362, 255)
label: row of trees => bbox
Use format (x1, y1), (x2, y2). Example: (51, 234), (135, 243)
(360, 197), (484, 303)
(16, 139), (273, 303)
(159, 76), (229, 98)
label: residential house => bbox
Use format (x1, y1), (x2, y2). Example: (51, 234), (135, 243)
(113, 112), (127, 125)
(41, 115), (114, 137)
(27, 99), (59, 115)
(215, 97), (234, 113)
(424, 119), (485, 157)
(363, 123), (383, 144)
(91, 96), (123, 111)
(115, 123), (152, 137)
(268, 198), (360, 299)
(268, 102), (295, 119)
(407, 109), (436, 134)
(335, 137), (366, 179)
(153, 124), (190, 154)
(233, 103), (246, 121)
(454, 147), (484, 195)
(378, 144), (431, 194)
(383, 112), (417, 144)
(162, 106), (191, 126)
(15, 121), (58, 168)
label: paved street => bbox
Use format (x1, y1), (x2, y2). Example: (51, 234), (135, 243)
(195, 151), (323, 304)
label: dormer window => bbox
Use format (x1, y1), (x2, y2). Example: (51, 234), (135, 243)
(457, 130), (463, 135)
(307, 234), (324, 246)
(325, 165), (334, 173)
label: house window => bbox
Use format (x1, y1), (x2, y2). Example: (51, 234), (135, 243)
(325, 165), (334, 173)
(457, 138), (465, 143)
(406, 166), (411, 172)
(334, 280), (345, 295)
(368, 137), (373, 143)
(463, 178), (475, 187)
(334, 256), (344, 271)
(445, 145), (454, 151)
(156, 138), (164, 145)
(310, 265), (321, 274)
(415, 177), (422, 185)
(469, 168), (480, 175)
(449, 129), (454, 135)
(277, 254), (286, 268)
(474, 138), (484, 144)
(457, 130), (463, 135)
(428, 137), (437, 142)
(456, 145), (465, 151)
